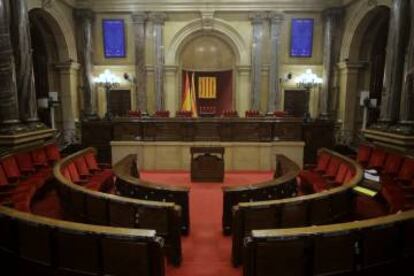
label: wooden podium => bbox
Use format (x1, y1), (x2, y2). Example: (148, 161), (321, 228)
(190, 147), (225, 182)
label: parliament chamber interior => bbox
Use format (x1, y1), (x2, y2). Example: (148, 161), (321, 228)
(1, 0), (414, 275)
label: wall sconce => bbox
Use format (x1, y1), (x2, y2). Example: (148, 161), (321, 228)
(295, 69), (322, 122)
(94, 69), (121, 120)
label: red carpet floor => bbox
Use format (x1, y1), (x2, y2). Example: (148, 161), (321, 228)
(141, 171), (274, 276)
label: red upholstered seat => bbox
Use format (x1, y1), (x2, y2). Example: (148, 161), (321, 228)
(332, 163), (350, 186)
(0, 165), (8, 186)
(85, 152), (99, 171)
(367, 148), (387, 170)
(15, 152), (36, 175)
(314, 152), (331, 173)
(397, 158), (414, 184)
(0, 156), (21, 182)
(31, 148), (48, 167)
(61, 167), (71, 181)
(382, 153), (403, 177)
(343, 169), (354, 184)
(324, 157), (341, 179)
(67, 163), (82, 184)
(44, 144), (61, 163)
(381, 185), (407, 213)
(74, 157), (90, 177)
(357, 144), (373, 167)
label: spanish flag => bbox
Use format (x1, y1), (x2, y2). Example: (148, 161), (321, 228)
(181, 72), (192, 112)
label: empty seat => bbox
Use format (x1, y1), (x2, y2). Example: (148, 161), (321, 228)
(0, 165), (8, 187)
(31, 148), (48, 168)
(357, 144), (373, 167)
(44, 144), (61, 163)
(1, 156), (21, 182)
(324, 157), (341, 179)
(15, 152), (35, 175)
(56, 228), (100, 275)
(396, 158), (414, 184)
(382, 153), (403, 177)
(367, 148), (387, 170)
(313, 231), (356, 275)
(315, 152), (331, 173)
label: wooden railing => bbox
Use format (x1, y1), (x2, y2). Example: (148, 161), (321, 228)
(244, 209), (414, 276)
(0, 205), (165, 276)
(231, 148), (363, 266)
(113, 154), (191, 235)
(222, 154), (301, 235)
(53, 147), (182, 266)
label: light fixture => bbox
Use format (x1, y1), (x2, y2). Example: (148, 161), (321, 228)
(94, 69), (121, 120)
(295, 69), (323, 122)
(295, 69), (323, 90)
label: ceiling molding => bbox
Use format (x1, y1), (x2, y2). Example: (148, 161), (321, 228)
(76, 0), (348, 13)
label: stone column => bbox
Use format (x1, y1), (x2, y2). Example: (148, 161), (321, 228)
(320, 8), (343, 120)
(250, 13), (266, 111)
(150, 12), (167, 111)
(396, 0), (414, 133)
(0, 0), (23, 133)
(55, 61), (80, 143)
(74, 9), (96, 119)
(377, 0), (410, 126)
(267, 12), (283, 113)
(132, 12), (147, 112)
(10, 0), (39, 124)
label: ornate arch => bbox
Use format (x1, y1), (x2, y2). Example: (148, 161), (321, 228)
(340, 0), (391, 61)
(166, 18), (248, 66)
(28, 1), (78, 62)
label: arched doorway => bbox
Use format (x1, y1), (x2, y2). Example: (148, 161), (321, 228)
(348, 6), (390, 141)
(28, 7), (78, 144)
(179, 34), (236, 116)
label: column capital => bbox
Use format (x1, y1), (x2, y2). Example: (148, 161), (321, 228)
(268, 12), (284, 24)
(323, 7), (345, 19)
(132, 12), (147, 24)
(74, 8), (95, 22)
(149, 12), (167, 24)
(249, 12), (267, 24)
(54, 61), (81, 71)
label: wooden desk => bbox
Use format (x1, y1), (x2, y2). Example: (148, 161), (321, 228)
(191, 147), (224, 182)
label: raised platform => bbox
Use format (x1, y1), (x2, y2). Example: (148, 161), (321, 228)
(82, 117), (335, 164)
(111, 141), (304, 171)
(363, 129), (414, 152)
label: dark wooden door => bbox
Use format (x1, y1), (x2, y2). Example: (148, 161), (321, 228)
(284, 89), (309, 117)
(109, 90), (131, 117)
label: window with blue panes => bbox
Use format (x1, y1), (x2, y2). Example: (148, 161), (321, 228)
(290, 18), (314, 58)
(103, 19), (126, 58)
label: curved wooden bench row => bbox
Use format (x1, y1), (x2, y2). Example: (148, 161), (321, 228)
(231, 148), (363, 266)
(114, 154), (190, 235)
(244, 209), (414, 276)
(0, 206), (164, 276)
(222, 154), (300, 235)
(53, 147), (182, 266)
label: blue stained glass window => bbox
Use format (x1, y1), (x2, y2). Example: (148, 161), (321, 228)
(290, 19), (314, 58)
(103, 19), (126, 58)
